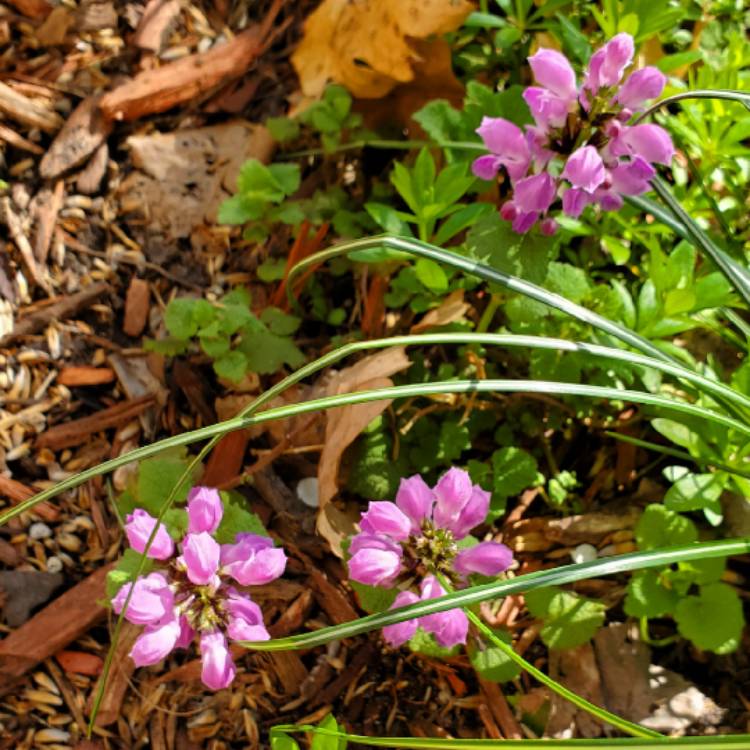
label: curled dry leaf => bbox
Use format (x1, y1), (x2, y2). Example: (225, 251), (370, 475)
(316, 347), (411, 553)
(411, 289), (469, 334)
(292, 0), (474, 98)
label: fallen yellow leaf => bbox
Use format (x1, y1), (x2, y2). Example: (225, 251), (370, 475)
(292, 0), (475, 99)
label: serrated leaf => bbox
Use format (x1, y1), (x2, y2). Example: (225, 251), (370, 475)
(268, 163), (301, 197)
(438, 421), (470, 462)
(674, 583), (743, 654)
(266, 116), (300, 143)
(257, 257), (287, 282)
(469, 628), (522, 683)
(260, 307), (301, 336)
(525, 586), (606, 650)
(240, 330), (305, 374)
(106, 549), (154, 600)
(466, 212), (556, 287)
(408, 628), (461, 658)
(213, 490), (268, 545)
(347, 423), (404, 500)
(634, 505), (697, 551)
(623, 570), (679, 618)
(214, 350), (248, 382)
(492, 447), (538, 500)
(164, 298), (214, 340)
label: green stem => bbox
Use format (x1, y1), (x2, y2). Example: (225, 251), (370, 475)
(464, 608), (660, 738)
(634, 89), (750, 124)
(476, 293), (503, 333)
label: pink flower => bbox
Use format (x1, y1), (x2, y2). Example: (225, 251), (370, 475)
(200, 630), (236, 690)
(611, 123), (674, 165)
(513, 173), (557, 213)
(473, 117), (531, 181)
(395, 475), (433, 532)
(523, 86), (570, 129)
(454, 542), (514, 577)
(614, 67), (666, 110)
(112, 491), (284, 691)
(360, 501), (412, 541)
(187, 486), (223, 534)
(418, 576), (469, 648)
(130, 615), (182, 667)
(382, 591), (420, 647)
(348, 545), (402, 587)
(562, 146), (606, 193)
(182, 532), (221, 586)
(528, 48), (577, 100)
(562, 187), (594, 218)
(124, 509), (174, 560)
(584, 33), (634, 94)
(112, 572), (173, 625)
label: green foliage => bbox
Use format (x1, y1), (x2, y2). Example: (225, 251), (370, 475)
(346, 418), (406, 500)
(490, 446), (539, 517)
(146, 288), (304, 381)
(311, 715), (347, 750)
(525, 586), (607, 650)
(214, 491), (268, 545)
(674, 583), (744, 655)
(408, 628), (461, 659)
(469, 628), (523, 682)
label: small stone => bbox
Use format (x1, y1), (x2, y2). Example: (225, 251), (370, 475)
(29, 522), (52, 540)
(296, 477), (319, 508)
(571, 543), (597, 564)
(46, 556), (63, 574)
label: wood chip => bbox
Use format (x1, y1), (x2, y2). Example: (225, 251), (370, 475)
(5, 0), (51, 20)
(0, 474), (59, 522)
(2, 195), (48, 292)
(35, 6), (74, 45)
(0, 81), (62, 133)
(99, 6), (279, 122)
(133, 0), (181, 52)
(76, 142), (108, 194)
(33, 179), (65, 264)
(0, 563), (114, 694)
(0, 281), (109, 345)
(122, 277), (150, 337)
(55, 649), (103, 676)
(35, 394), (156, 450)
(0, 123), (43, 155)
(307, 567), (358, 625)
(57, 365), (116, 386)
(39, 95), (112, 180)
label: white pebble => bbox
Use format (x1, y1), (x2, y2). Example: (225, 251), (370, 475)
(46, 556), (63, 574)
(29, 522), (52, 540)
(296, 477), (319, 508)
(571, 543), (598, 564)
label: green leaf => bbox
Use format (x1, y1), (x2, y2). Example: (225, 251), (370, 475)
(257, 257), (287, 282)
(434, 203), (494, 246)
(664, 472), (726, 515)
(214, 350), (248, 382)
(266, 116), (300, 143)
(412, 148), (436, 200)
(199, 335), (231, 359)
(438, 421), (470, 462)
(525, 586), (606, 650)
(260, 307), (301, 336)
(467, 212), (556, 287)
(347, 421), (404, 500)
(218, 194), (259, 225)
(268, 163), (301, 197)
(271, 734), (300, 750)
(106, 549), (154, 600)
(350, 580), (398, 614)
(623, 570), (679, 618)
(164, 298), (214, 340)
(311, 714), (347, 750)
(492, 447), (538, 500)
(408, 628), (461, 658)
(469, 628), (523, 682)
(674, 583), (743, 654)
(414, 258), (448, 293)
(237, 160), (286, 202)
(634, 505), (697, 551)
(545, 262), (591, 304)
(213, 490), (268, 545)
(412, 100), (465, 145)
(240, 330), (305, 374)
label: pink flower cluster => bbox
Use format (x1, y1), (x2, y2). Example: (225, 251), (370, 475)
(473, 33), (674, 234)
(113, 487), (286, 690)
(348, 468), (513, 649)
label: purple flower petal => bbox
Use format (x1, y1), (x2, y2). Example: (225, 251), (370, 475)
(540, 217), (558, 236)
(614, 66), (666, 110)
(528, 48), (577, 100)
(475, 117), (530, 180)
(360, 501), (412, 541)
(348, 547), (402, 587)
(349, 532), (402, 556)
(562, 187), (593, 218)
(585, 33), (634, 92)
(562, 146), (605, 193)
(450, 485), (491, 539)
(382, 590), (420, 647)
(130, 615), (181, 666)
(523, 86), (570, 130)
(432, 467), (473, 532)
(454, 542), (514, 576)
(595, 189), (624, 211)
(224, 545), (287, 586)
(472, 154), (503, 180)
(187, 486), (223, 534)
(182, 532), (221, 586)
(112, 572), (174, 625)
(418, 576), (469, 648)
(610, 156), (656, 195)
(513, 173), (557, 213)
(200, 630), (236, 690)
(512, 210), (539, 234)
(220, 533), (273, 566)
(620, 124), (674, 165)
(395, 475), (434, 532)
(174, 616), (195, 650)
(124, 509), (174, 560)
(225, 588), (270, 642)
(500, 201), (518, 221)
